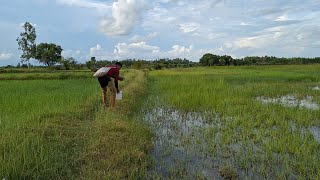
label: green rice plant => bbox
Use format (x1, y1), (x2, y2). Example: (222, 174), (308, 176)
(0, 69), (152, 179)
(0, 77), (98, 178)
(143, 65), (320, 179)
(0, 71), (93, 80)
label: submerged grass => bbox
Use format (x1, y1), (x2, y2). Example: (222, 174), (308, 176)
(143, 65), (320, 179)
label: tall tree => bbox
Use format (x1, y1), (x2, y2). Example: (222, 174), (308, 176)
(200, 53), (220, 66)
(35, 43), (63, 66)
(199, 53), (212, 66)
(60, 57), (78, 70)
(16, 22), (37, 68)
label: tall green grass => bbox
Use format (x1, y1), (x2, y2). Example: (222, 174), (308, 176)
(146, 65), (320, 178)
(0, 78), (98, 178)
(0, 69), (151, 179)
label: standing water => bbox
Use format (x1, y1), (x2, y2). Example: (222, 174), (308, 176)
(143, 107), (223, 179)
(257, 95), (319, 110)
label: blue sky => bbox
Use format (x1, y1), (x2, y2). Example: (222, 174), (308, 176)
(0, 0), (320, 66)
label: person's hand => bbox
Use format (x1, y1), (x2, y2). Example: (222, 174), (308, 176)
(119, 76), (124, 81)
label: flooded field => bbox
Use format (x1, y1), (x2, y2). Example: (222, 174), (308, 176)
(143, 104), (318, 179)
(290, 121), (320, 143)
(308, 126), (320, 143)
(144, 66), (320, 179)
(257, 95), (319, 110)
(143, 107), (221, 179)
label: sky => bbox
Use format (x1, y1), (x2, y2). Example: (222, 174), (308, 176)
(0, 0), (320, 66)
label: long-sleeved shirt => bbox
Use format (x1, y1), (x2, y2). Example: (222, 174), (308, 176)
(106, 65), (120, 90)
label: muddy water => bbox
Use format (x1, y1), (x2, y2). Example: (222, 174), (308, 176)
(143, 108), (222, 179)
(257, 95), (319, 110)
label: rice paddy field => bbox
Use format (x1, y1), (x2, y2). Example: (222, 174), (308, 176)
(0, 69), (152, 179)
(1, 64), (320, 179)
(143, 65), (320, 179)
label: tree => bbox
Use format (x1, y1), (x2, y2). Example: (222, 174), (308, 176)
(60, 57), (78, 70)
(85, 60), (93, 69)
(199, 53), (213, 66)
(200, 53), (221, 66)
(35, 43), (63, 66)
(133, 60), (144, 69)
(16, 22), (37, 68)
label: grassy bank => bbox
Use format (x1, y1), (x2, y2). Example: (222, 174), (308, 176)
(80, 69), (152, 179)
(0, 69), (151, 179)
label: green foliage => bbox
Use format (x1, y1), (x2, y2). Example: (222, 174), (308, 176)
(240, 56), (320, 65)
(200, 53), (233, 66)
(200, 53), (320, 67)
(133, 60), (144, 69)
(16, 22), (37, 67)
(200, 53), (218, 66)
(85, 58), (198, 70)
(85, 60), (94, 70)
(36, 43), (63, 66)
(60, 57), (79, 70)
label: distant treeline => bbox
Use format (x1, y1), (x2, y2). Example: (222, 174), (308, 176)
(87, 55), (320, 70)
(3, 54), (320, 70)
(86, 58), (198, 70)
(199, 53), (320, 66)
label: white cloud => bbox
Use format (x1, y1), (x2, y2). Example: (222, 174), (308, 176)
(142, 6), (177, 31)
(0, 52), (13, 61)
(87, 42), (201, 60)
(114, 41), (160, 55)
(90, 44), (103, 56)
(228, 31), (284, 49)
(275, 14), (289, 22)
(312, 41), (320, 45)
(179, 23), (199, 33)
(226, 24), (303, 50)
(62, 49), (81, 58)
(129, 32), (158, 43)
(240, 22), (250, 26)
(251, 7), (285, 17)
(4, 0), (318, 62)
(99, 0), (150, 36)
(169, 45), (192, 55)
(56, 0), (111, 11)
(114, 42), (195, 59)
(159, 0), (178, 3)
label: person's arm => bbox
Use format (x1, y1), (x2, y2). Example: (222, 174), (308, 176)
(114, 69), (120, 93)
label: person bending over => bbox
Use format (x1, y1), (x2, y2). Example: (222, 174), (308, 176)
(97, 62), (123, 108)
